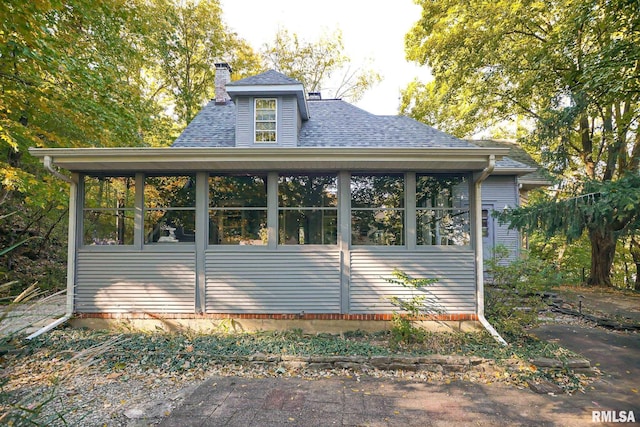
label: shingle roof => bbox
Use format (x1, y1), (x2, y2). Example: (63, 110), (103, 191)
(172, 99), (478, 149)
(172, 101), (235, 147)
(299, 100), (477, 148)
(471, 139), (552, 186)
(226, 70), (302, 87)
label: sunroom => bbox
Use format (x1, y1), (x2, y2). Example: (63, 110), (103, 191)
(29, 146), (506, 329)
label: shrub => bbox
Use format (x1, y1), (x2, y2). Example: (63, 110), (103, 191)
(485, 245), (557, 338)
(383, 269), (442, 347)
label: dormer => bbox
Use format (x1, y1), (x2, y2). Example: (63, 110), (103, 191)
(223, 68), (309, 147)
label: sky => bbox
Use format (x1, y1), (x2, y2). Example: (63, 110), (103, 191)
(219, 0), (432, 116)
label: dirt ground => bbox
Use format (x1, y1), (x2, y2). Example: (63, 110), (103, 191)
(552, 285), (640, 323)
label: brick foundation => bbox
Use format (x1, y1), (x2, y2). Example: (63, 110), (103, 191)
(75, 312), (479, 322)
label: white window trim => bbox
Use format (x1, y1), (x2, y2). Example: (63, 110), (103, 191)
(254, 98), (277, 143)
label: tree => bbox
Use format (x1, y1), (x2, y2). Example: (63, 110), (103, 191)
(262, 28), (380, 102)
(0, 0), (171, 291)
(147, 0), (262, 126)
(404, 0), (640, 286)
(495, 174), (640, 287)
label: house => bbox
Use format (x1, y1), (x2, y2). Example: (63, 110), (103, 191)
(28, 64), (537, 336)
(472, 139), (552, 259)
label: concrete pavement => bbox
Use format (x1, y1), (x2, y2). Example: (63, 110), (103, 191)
(158, 374), (613, 426)
(159, 325), (639, 425)
(531, 324), (640, 418)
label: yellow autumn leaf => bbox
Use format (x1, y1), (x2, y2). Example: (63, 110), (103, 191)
(632, 388), (638, 393)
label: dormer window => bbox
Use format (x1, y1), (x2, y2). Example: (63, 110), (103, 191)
(255, 98), (277, 143)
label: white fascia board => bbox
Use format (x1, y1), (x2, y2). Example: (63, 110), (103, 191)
(29, 147), (510, 173)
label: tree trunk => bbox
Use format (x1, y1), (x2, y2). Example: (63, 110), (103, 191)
(588, 228), (617, 287)
(630, 236), (640, 291)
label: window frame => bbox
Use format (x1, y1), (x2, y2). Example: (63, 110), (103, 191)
(78, 171), (476, 252)
(254, 98), (277, 143)
(277, 173), (339, 246)
(415, 173), (470, 247)
(143, 174), (197, 246)
(81, 174), (136, 247)
(350, 173), (406, 247)
(208, 173), (269, 246)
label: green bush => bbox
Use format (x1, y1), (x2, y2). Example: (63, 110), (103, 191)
(486, 245), (563, 292)
(485, 245), (557, 338)
(527, 232), (590, 286)
(383, 269), (441, 347)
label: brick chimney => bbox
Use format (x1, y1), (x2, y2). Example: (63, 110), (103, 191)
(214, 63), (232, 105)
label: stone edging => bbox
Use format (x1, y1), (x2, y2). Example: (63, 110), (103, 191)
(200, 354), (596, 376)
(208, 354), (490, 373)
(530, 357), (594, 374)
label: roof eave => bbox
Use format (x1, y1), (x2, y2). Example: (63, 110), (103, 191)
(491, 167), (538, 176)
(518, 179), (553, 189)
(29, 147), (509, 173)
(226, 84), (310, 120)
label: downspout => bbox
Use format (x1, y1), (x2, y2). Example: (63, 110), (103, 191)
(26, 156), (76, 340)
(473, 155), (508, 346)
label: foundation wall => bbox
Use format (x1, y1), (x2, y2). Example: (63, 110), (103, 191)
(70, 317), (482, 334)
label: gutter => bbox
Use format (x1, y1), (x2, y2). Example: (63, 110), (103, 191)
(473, 155), (508, 346)
(43, 155), (75, 184)
(26, 156), (76, 340)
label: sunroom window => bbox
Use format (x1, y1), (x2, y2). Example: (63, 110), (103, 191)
(351, 174), (404, 246)
(83, 176), (135, 245)
(209, 174), (268, 245)
(416, 174), (470, 246)
(278, 174), (338, 245)
(255, 98), (277, 142)
(144, 175), (196, 244)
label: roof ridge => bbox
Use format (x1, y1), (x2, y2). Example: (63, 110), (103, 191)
(227, 69), (303, 86)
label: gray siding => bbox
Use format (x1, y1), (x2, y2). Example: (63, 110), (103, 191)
(205, 250), (341, 313)
(235, 96), (298, 147)
(75, 250), (195, 313)
(75, 248), (476, 315)
(279, 96), (298, 147)
(349, 250), (476, 314)
(482, 176), (520, 260)
(235, 97), (251, 146)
